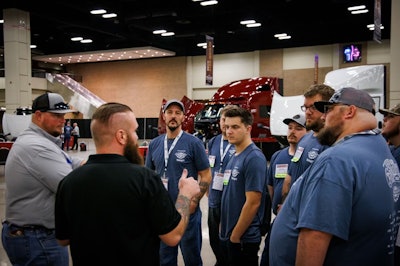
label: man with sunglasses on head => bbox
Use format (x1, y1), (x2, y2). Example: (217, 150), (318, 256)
(280, 84), (334, 205)
(270, 87), (400, 265)
(1, 92), (85, 266)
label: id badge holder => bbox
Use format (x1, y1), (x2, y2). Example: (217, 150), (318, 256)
(212, 171), (224, 191)
(223, 170), (231, 186)
(161, 173), (169, 190)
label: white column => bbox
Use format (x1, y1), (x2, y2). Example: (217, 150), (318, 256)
(3, 8), (32, 114)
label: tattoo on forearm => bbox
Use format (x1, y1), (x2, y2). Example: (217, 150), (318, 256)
(199, 181), (209, 195)
(176, 194), (191, 221)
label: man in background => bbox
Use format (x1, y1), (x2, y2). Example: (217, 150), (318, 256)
(145, 99), (211, 266)
(55, 102), (200, 265)
(379, 103), (400, 264)
(1, 92), (84, 266)
(71, 122), (80, 150)
(281, 84), (334, 203)
(220, 106), (267, 266)
(207, 105), (236, 266)
(260, 113), (307, 266)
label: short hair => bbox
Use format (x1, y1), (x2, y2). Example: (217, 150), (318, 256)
(304, 84), (335, 101)
(224, 106), (253, 126)
(220, 104), (237, 116)
(91, 102), (132, 126)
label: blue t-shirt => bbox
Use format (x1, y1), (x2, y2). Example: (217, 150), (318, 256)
(270, 131), (400, 266)
(145, 131), (210, 203)
(207, 134), (235, 208)
(267, 147), (291, 215)
(220, 143), (267, 243)
(288, 131), (329, 185)
(390, 145), (400, 165)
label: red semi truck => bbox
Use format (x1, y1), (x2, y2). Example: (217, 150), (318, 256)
(158, 77), (282, 160)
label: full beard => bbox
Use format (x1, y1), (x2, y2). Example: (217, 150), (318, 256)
(124, 136), (144, 165)
(317, 125), (341, 146)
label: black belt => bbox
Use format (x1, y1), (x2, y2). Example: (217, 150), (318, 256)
(3, 220), (54, 232)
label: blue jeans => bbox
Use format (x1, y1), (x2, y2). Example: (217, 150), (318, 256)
(160, 208), (203, 266)
(1, 222), (69, 266)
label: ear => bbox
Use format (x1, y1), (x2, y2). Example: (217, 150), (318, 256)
(344, 105), (357, 119)
(115, 129), (127, 145)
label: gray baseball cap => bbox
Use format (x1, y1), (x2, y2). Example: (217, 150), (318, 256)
(32, 93), (73, 114)
(283, 113), (306, 128)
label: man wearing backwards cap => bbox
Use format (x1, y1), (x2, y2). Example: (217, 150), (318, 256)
(1, 92), (85, 266)
(260, 113), (307, 266)
(270, 87), (400, 265)
(379, 103), (400, 265)
(145, 99), (211, 266)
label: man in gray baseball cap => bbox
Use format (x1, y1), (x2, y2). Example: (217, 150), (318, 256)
(2, 92), (84, 266)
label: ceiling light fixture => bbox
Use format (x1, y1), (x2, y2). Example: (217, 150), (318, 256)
(80, 39), (93, 43)
(274, 33), (287, 38)
(278, 36), (291, 40)
(102, 13), (117, 18)
(246, 23), (261, 28)
(71, 37), (83, 41)
(161, 32), (175, 36)
(200, 1), (218, 6)
(351, 9), (368, 14)
(30, 45), (37, 49)
(240, 20), (256, 25)
(347, 5), (366, 11)
(90, 9), (107, 15)
(153, 29), (167, 34)
(367, 24), (384, 30)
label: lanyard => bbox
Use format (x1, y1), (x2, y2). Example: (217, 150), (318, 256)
(164, 130), (183, 174)
(220, 137), (231, 168)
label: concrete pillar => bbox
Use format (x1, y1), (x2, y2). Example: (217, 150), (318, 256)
(3, 8), (32, 114)
(389, 0), (400, 107)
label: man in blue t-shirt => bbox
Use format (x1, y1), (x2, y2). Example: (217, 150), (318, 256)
(259, 113), (307, 266)
(207, 105), (236, 266)
(270, 87), (400, 265)
(145, 99), (211, 266)
(220, 106), (267, 266)
(379, 103), (400, 265)
(281, 84), (334, 203)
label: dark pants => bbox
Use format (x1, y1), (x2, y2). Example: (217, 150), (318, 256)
(221, 239), (260, 266)
(208, 206), (227, 266)
(72, 135), (79, 150)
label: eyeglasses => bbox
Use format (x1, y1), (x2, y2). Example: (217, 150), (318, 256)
(300, 105), (317, 112)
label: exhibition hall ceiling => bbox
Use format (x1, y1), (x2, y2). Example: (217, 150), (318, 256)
(0, 0), (392, 64)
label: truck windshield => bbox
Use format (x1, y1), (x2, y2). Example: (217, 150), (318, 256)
(195, 104), (224, 121)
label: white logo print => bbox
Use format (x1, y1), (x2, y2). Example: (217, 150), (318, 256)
(383, 158), (400, 202)
(175, 151), (187, 162)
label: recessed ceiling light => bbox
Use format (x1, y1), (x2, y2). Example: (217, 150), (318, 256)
(161, 32), (175, 36)
(246, 23), (261, 28)
(347, 5), (366, 11)
(351, 9), (368, 14)
(30, 45), (37, 49)
(278, 35), (291, 40)
(274, 33), (287, 38)
(153, 29), (167, 34)
(240, 20), (256, 25)
(71, 37), (83, 41)
(90, 9), (107, 15)
(102, 13), (117, 18)
(200, 0), (218, 6)
(80, 39), (93, 43)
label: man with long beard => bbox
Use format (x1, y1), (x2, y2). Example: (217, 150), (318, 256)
(55, 102), (201, 265)
(269, 87), (400, 265)
(145, 99), (211, 266)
